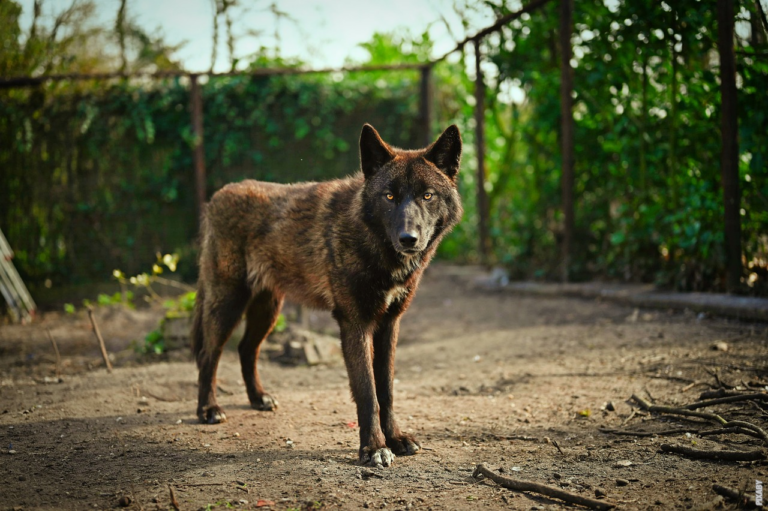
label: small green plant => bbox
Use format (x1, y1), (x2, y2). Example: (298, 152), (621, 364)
(142, 326), (165, 355)
(163, 291), (197, 318)
(274, 311), (287, 333)
(63, 303), (76, 314)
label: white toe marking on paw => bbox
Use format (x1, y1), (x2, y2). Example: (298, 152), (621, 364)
(371, 448), (395, 467)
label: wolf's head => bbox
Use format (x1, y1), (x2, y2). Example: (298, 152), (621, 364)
(360, 124), (463, 257)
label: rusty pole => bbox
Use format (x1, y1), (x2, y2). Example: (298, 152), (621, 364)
(190, 74), (206, 221)
(420, 65), (433, 147)
(717, 0), (742, 292)
(559, 0), (575, 283)
(474, 40), (491, 267)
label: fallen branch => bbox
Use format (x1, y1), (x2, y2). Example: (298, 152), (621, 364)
(599, 427), (696, 437)
(46, 329), (61, 377)
(712, 484), (758, 508)
(684, 393), (768, 410)
(472, 463), (615, 510)
(630, 394), (768, 443)
(660, 444), (766, 461)
(599, 426), (753, 438)
(700, 388), (752, 399)
(87, 307), (113, 373)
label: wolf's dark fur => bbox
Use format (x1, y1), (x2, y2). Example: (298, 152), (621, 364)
(192, 124), (463, 466)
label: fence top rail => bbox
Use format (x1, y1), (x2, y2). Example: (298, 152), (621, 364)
(0, 0), (551, 90)
(0, 63), (429, 89)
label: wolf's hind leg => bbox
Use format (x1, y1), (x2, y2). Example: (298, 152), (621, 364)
(238, 289), (284, 411)
(196, 280), (251, 424)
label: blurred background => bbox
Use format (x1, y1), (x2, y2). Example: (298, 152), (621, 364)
(1, 0), (766, 315)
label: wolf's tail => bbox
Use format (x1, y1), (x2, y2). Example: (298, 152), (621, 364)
(191, 284), (205, 367)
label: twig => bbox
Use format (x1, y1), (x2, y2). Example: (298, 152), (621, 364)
(620, 409), (637, 426)
(700, 388), (753, 399)
(87, 307), (113, 373)
(472, 463), (615, 510)
(600, 427), (695, 437)
(599, 426), (752, 438)
(681, 381), (706, 392)
(660, 444), (765, 461)
(684, 393), (768, 410)
(630, 394), (768, 443)
(46, 329), (61, 377)
(705, 368), (736, 389)
(169, 485), (180, 511)
(712, 484), (758, 508)
(552, 439), (564, 455)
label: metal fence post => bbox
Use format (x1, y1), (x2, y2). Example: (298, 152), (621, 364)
(190, 74), (207, 222)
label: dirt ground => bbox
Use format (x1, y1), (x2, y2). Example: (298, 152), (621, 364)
(1, 264), (767, 511)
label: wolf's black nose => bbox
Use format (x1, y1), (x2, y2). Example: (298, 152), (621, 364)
(399, 232), (418, 248)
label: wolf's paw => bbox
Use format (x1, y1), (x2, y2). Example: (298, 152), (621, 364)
(198, 405), (227, 424)
(360, 446), (395, 468)
(250, 394), (278, 411)
(386, 434), (421, 456)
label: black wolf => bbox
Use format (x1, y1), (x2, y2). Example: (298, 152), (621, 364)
(193, 124), (463, 466)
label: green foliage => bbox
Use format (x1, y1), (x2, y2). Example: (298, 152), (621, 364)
(163, 291), (196, 318)
(141, 327), (165, 355)
(274, 312), (287, 333)
(451, 0), (767, 292)
(1, 0), (766, 296)
(1, 57), (421, 288)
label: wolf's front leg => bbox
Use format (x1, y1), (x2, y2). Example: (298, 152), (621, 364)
(338, 319), (394, 467)
(373, 313), (421, 456)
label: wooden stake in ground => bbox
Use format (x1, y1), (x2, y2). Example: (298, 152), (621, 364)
(87, 307), (113, 373)
(473, 463), (615, 510)
(46, 328), (61, 377)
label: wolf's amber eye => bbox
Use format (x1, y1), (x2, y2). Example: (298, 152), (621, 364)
(385, 193), (394, 201)
(423, 193), (433, 201)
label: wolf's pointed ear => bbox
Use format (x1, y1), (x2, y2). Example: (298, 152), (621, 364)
(360, 124), (394, 179)
(424, 125), (462, 181)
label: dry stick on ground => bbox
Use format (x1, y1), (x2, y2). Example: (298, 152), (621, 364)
(681, 381), (708, 392)
(630, 394), (768, 443)
(660, 444), (766, 461)
(46, 329), (61, 377)
(169, 485), (180, 511)
(620, 409), (637, 426)
(472, 464), (616, 511)
(683, 393), (768, 410)
(712, 484), (758, 508)
(700, 388), (757, 399)
(601, 425), (757, 439)
(87, 307), (113, 373)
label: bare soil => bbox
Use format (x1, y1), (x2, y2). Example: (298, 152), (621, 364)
(1, 264), (767, 511)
